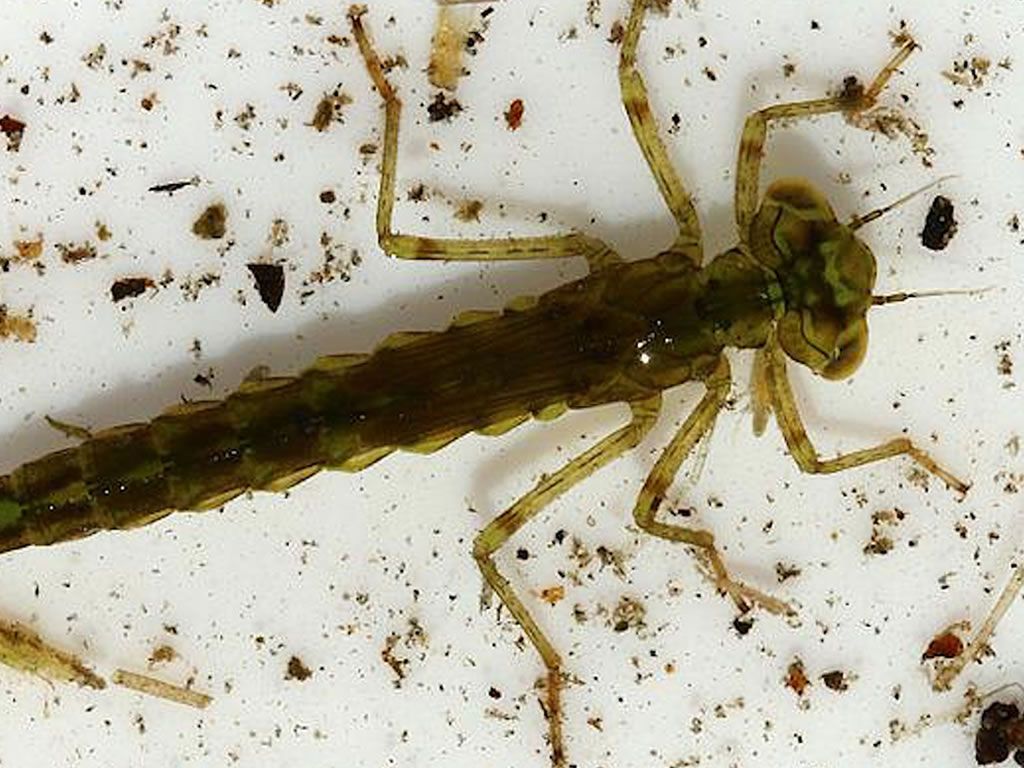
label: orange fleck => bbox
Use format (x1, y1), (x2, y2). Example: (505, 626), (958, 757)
(785, 658), (810, 696)
(923, 629), (964, 660)
(539, 585), (565, 605)
(504, 98), (524, 131)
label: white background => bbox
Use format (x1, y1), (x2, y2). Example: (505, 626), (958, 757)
(0, 1), (1022, 766)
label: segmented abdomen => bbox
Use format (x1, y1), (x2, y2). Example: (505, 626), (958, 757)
(0, 255), (709, 554)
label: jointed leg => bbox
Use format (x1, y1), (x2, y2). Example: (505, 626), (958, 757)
(762, 339), (968, 494)
(734, 39), (917, 237)
(349, 7), (619, 274)
(473, 396), (661, 768)
(618, 0), (702, 266)
(632, 357), (791, 615)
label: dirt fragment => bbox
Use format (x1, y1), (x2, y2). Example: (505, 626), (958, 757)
(454, 199), (483, 222)
(285, 655), (313, 681)
(247, 263), (285, 313)
(12, 237), (43, 263)
(920, 195), (957, 251)
(309, 87), (353, 132)
(820, 670), (851, 692)
(192, 203), (227, 240)
(111, 276), (156, 303)
(56, 241), (97, 264)
(0, 114), (26, 152)
(427, 91), (463, 122)
(504, 98), (524, 130)
(539, 585), (565, 606)
(784, 658), (810, 696)
(148, 644), (177, 666)
(148, 177), (199, 194)
(922, 628), (965, 660)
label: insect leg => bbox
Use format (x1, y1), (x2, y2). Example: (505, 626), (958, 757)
(762, 339), (969, 494)
(348, 6), (619, 274)
(632, 358), (792, 615)
(473, 396), (661, 768)
(734, 39), (917, 237)
(618, 0), (702, 266)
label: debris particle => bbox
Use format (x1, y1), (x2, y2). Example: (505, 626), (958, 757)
(539, 585), (565, 606)
(454, 199), (483, 222)
(920, 195), (958, 251)
(775, 562), (802, 583)
(0, 114), (26, 152)
(0, 307), (37, 343)
(192, 203), (227, 240)
(148, 645), (178, 666)
(407, 183), (427, 202)
(732, 615), (754, 636)
(247, 263), (285, 313)
(95, 221), (112, 241)
(266, 218), (290, 248)
(148, 177), (199, 194)
(427, 91), (463, 122)
(56, 241), (97, 264)
(309, 87), (353, 132)
(504, 98), (524, 130)
(864, 508), (904, 556)
(942, 55), (992, 90)
(111, 276), (156, 303)
(609, 596), (646, 634)
(784, 658), (810, 696)
(111, 669), (211, 709)
(285, 655), (313, 682)
(820, 670), (851, 692)
(12, 237), (43, 263)
(922, 628), (964, 660)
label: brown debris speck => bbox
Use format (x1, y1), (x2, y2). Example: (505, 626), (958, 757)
(922, 629), (964, 660)
(785, 658), (810, 696)
(427, 91), (463, 123)
(0, 114), (26, 152)
(192, 203), (227, 240)
(57, 241), (97, 264)
(504, 98), (524, 130)
(309, 88), (353, 132)
(454, 199), (483, 222)
(0, 306), (37, 343)
(539, 585), (565, 606)
(111, 276), (156, 303)
(943, 55), (992, 90)
(285, 655), (313, 682)
(920, 195), (958, 251)
(820, 670), (850, 692)
(148, 645), (177, 666)
(12, 237), (43, 263)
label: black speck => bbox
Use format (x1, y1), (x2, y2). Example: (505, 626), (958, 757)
(427, 91), (463, 122)
(920, 195), (958, 251)
(110, 276), (154, 303)
(247, 263), (285, 313)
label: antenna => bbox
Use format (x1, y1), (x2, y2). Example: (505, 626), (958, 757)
(849, 175), (957, 231)
(872, 286), (992, 306)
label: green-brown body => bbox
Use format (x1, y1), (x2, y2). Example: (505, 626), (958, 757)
(0, 249), (776, 553)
